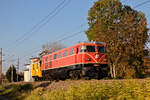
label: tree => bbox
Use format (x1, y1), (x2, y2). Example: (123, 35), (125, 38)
(86, 0), (149, 78)
(6, 65), (17, 82)
(41, 42), (65, 56)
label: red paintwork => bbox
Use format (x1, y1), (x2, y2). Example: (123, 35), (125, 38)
(41, 42), (108, 70)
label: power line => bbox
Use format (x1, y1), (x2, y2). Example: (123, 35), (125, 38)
(5, 24), (85, 69)
(6, 0), (69, 52)
(15, 0), (67, 42)
(57, 31), (84, 42)
(10, 0), (150, 59)
(122, 0), (150, 8)
(5, 28), (85, 67)
(20, 30), (85, 59)
(18, 22), (87, 60)
(5, 0), (71, 60)
(16, 0), (71, 46)
(134, 0), (150, 8)
(6, 0), (150, 70)
(122, 0), (129, 3)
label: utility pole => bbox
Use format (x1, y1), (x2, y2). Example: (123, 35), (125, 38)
(17, 57), (19, 82)
(0, 48), (2, 84)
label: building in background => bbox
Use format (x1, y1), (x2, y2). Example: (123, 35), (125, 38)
(24, 64), (34, 82)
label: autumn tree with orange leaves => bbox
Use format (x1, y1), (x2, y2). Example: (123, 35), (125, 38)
(86, 0), (149, 78)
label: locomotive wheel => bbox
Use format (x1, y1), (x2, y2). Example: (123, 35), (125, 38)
(69, 70), (82, 79)
(98, 66), (109, 79)
(43, 70), (54, 81)
(82, 66), (99, 79)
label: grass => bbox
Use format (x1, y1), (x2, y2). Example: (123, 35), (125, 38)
(0, 79), (150, 100)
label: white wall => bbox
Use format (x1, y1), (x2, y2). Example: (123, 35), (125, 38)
(24, 64), (34, 82)
(24, 70), (29, 82)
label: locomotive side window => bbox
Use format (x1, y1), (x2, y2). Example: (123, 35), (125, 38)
(59, 52), (61, 58)
(87, 46), (96, 52)
(98, 46), (106, 53)
(53, 54), (57, 59)
(80, 45), (86, 52)
(49, 56), (52, 67)
(45, 63), (48, 69)
(63, 51), (67, 57)
(45, 57), (48, 62)
(69, 48), (74, 55)
(45, 57), (48, 69)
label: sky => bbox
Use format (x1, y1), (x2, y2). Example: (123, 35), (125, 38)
(0, 0), (150, 73)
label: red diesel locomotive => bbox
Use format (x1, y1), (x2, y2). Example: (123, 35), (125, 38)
(39, 42), (109, 80)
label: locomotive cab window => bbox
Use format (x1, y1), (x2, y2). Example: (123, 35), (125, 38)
(77, 48), (79, 54)
(80, 45), (86, 52)
(98, 46), (106, 53)
(49, 56), (52, 67)
(86, 46), (96, 52)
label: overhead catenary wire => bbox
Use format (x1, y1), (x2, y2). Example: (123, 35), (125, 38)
(5, 0), (71, 60)
(4, 0), (150, 72)
(134, 0), (150, 8)
(133, 0), (150, 50)
(18, 22), (87, 60)
(16, 0), (71, 46)
(3, 0), (72, 71)
(6, 0), (69, 52)
(122, 0), (129, 3)
(5, 27), (85, 69)
(5, 28), (85, 69)
(20, 30), (85, 59)
(9, 0), (150, 60)
(10, 30), (85, 70)
(7, 0), (150, 59)
(15, 0), (67, 43)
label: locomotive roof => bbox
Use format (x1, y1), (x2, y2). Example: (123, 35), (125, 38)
(79, 42), (106, 45)
(42, 42), (106, 57)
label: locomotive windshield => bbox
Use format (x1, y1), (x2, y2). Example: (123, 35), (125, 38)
(80, 45), (96, 52)
(98, 46), (106, 53)
(87, 46), (96, 52)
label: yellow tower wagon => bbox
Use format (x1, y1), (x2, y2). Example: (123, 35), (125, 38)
(31, 57), (42, 80)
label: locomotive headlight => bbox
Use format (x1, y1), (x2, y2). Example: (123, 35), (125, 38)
(95, 54), (99, 58)
(87, 58), (91, 61)
(104, 58), (107, 61)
